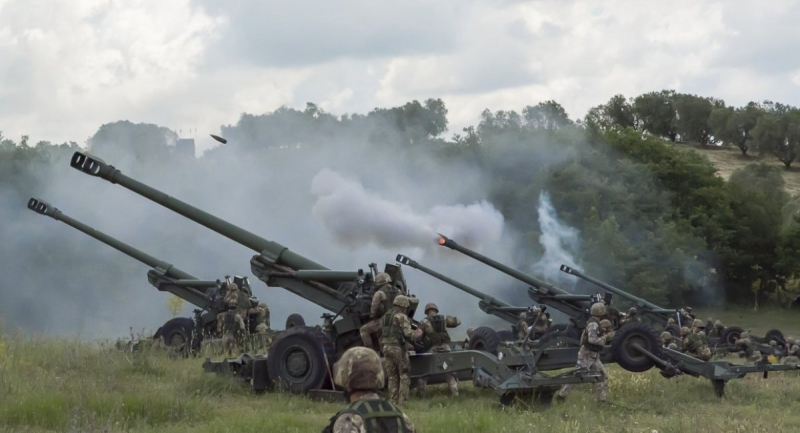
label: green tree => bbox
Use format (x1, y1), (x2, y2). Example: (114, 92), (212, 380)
(673, 94), (717, 146)
(709, 102), (763, 155)
(522, 100), (572, 131)
(633, 90), (677, 141)
(584, 94), (636, 133)
(752, 104), (800, 168)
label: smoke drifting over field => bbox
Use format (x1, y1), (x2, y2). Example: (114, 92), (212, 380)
(531, 192), (582, 287)
(310, 169), (504, 252)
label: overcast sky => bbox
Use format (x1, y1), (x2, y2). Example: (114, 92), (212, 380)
(2, 0), (799, 153)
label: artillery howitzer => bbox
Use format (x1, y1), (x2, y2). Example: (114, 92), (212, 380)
(396, 254), (581, 352)
(26, 198), (275, 353)
(559, 265), (787, 350)
(414, 237), (800, 397)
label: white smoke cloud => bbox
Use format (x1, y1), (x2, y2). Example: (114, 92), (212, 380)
(310, 168), (504, 252)
(532, 191), (582, 285)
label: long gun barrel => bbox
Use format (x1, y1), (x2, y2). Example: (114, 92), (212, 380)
(559, 265), (677, 321)
(69, 151), (352, 313)
(436, 235), (591, 321)
(396, 254), (521, 324)
(27, 198), (214, 308)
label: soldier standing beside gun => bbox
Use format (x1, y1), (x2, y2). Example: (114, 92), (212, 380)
(359, 273), (398, 350)
(600, 319), (615, 343)
(250, 302), (270, 333)
(324, 347), (415, 433)
(682, 319), (712, 361)
(416, 303), (461, 397)
(380, 295), (420, 405)
(515, 312), (528, 341)
(783, 337), (799, 365)
(622, 307), (640, 325)
(556, 302), (608, 403)
(734, 332), (761, 362)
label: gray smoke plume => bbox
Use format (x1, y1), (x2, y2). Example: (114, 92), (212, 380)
(531, 192), (582, 287)
(310, 169), (504, 253)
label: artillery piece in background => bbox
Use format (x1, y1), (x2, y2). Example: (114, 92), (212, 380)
(559, 265), (787, 351)
(27, 198), (277, 353)
(396, 254), (583, 353)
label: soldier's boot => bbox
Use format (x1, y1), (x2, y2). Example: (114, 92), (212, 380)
(415, 378), (427, 398)
(555, 384), (572, 401)
(447, 374), (459, 397)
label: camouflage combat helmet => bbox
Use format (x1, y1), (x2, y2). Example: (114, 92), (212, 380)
(333, 347), (384, 392)
(590, 302), (607, 317)
(375, 272), (392, 286)
(714, 320), (723, 328)
(667, 318), (676, 325)
(787, 337), (795, 345)
(424, 303), (438, 314)
(691, 319), (705, 329)
(628, 307), (638, 314)
(258, 302), (267, 309)
(393, 295), (410, 309)
(518, 312), (527, 320)
(680, 326), (690, 336)
(740, 331), (749, 338)
(466, 328), (475, 338)
(226, 282), (239, 291)
(599, 319), (612, 329)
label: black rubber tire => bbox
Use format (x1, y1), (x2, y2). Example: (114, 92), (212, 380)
(285, 313), (306, 329)
(665, 324), (680, 337)
(470, 326), (501, 354)
(764, 329), (785, 344)
(497, 330), (515, 342)
(720, 326), (744, 346)
(267, 327), (332, 393)
(611, 322), (663, 372)
(156, 317), (194, 352)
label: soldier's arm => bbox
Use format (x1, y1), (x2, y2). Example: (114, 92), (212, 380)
(369, 292), (385, 319)
(399, 315), (417, 341)
(585, 322), (605, 346)
(331, 413), (363, 433)
(418, 319), (433, 335)
(445, 316), (461, 328)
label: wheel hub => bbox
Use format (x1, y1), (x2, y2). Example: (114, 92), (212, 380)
(284, 347), (311, 380)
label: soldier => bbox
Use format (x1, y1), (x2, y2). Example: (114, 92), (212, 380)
(682, 319), (712, 361)
(734, 332), (761, 362)
(667, 318), (676, 326)
(380, 295), (419, 405)
(679, 307), (695, 327)
(531, 309), (550, 339)
(600, 319), (615, 343)
(324, 347), (415, 433)
(556, 302), (608, 403)
(622, 307), (641, 325)
(250, 302), (270, 333)
(360, 273), (399, 350)
(707, 320), (724, 338)
(783, 337), (799, 365)
(416, 303), (461, 397)
(464, 328), (475, 349)
(603, 297), (622, 328)
(660, 331), (673, 348)
(515, 312), (528, 341)
(679, 326), (690, 350)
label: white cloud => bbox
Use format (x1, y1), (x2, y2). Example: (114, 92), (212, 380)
(1, 0), (800, 150)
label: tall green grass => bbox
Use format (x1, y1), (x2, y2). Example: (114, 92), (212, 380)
(1, 309), (799, 432)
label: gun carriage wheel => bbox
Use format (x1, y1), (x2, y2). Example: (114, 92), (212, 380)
(720, 326), (744, 346)
(611, 322), (663, 372)
(469, 326), (501, 354)
(285, 313), (306, 329)
(267, 327), (334, 392)
(764, 329), (784, 344)
(155, 317), (194, 354)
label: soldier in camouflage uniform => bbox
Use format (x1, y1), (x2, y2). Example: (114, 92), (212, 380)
(782, 337), (799, 365)
(515, 312), (528, 341)
(600, 319), (615, 343)
(380, 295), (419, 406)
(734, 332), (761, 362)
(216, 282), (246, 355)
(660, 331), (679, 350)
(360, 273), (399, 350)
(250, 302), (270, 333)
(416, 303), (461, 397)
(622, 307), (641, 325)
(324, 347), (415, 433)
(603, 298), (622, 328)
(463, 328), (475, 349)
(682, 319), (712, 361)
(679, 326), (690, 350)
(707, 320), (724, 338)
(556, 302), (608, 402)
(531, 309), (550, 339)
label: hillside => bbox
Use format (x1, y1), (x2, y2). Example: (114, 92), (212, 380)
(673, 143), (800, 197)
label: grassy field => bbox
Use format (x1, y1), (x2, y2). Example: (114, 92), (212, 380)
(1, 309), (799, 433)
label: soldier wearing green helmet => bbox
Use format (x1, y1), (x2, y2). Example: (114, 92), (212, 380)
(556, 302), (609, 402)
(380, 295), (420, 405)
